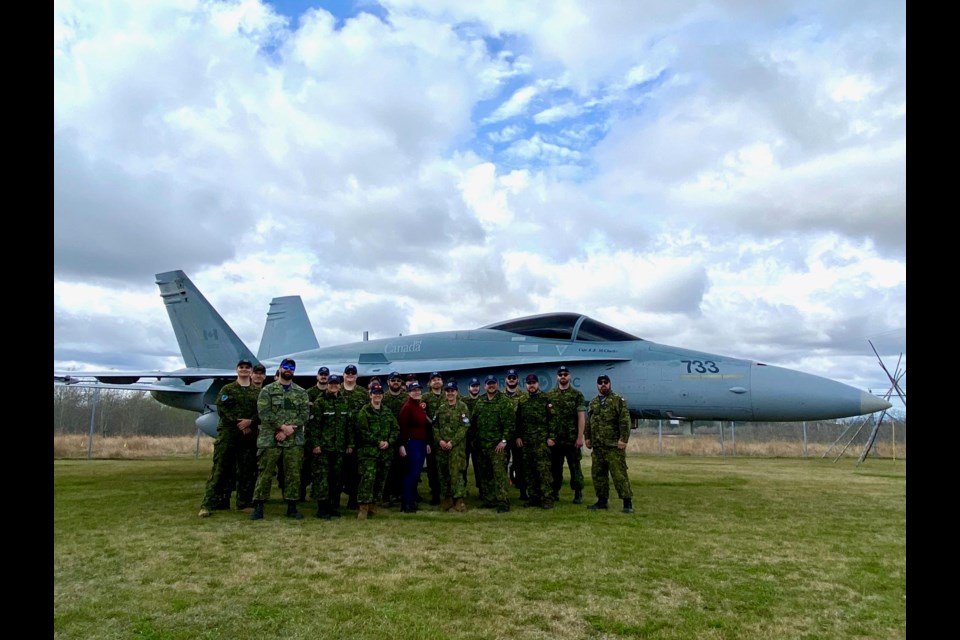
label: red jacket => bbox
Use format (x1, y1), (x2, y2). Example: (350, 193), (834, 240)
(399, 397), (430, 442)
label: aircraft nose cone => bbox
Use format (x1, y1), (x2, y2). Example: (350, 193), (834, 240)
(860, 391), (892, 414)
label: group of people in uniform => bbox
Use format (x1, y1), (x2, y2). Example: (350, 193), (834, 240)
(198, 358), (635, 521)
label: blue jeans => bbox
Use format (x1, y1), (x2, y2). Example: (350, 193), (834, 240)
(402, 439), (427, 508)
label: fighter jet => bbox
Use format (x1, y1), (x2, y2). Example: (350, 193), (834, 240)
(54, 270), (891, 437)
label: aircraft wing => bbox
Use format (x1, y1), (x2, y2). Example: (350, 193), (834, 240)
(54, 368), (235, 387)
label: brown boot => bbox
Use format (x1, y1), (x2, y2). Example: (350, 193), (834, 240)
(441, 497), (454, 511)
(357, 504), (369, 520)
(453, 498), (466, 512)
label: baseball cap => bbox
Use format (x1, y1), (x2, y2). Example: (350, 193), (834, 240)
(525, 374), (538, 383)
(344, 364), (358, 374)
(469, 377), (480, 386)
(444, 381), (458, 391)
(237, 359), (253, 368)
(389, 371), (401, 380)
(369, 384), (384, 394)
(484, 374), (498, 384)
(369, 376), (381, 385)
(557, 365), (570, 374)
(408, 381), (422, 390)
(430, 371), (442, 380)
(597, 374), (611, 383)
(280, 358), (296, 370)
(252, 363), (267, 373)
(328, 374), (342, 384)
(317, 366), (330, 375)
(506, 369), (518, 378)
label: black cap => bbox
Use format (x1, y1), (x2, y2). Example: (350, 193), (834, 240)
(369, 384), (384, 394)
(389, 371), (401, 380)
(252, 363), (267, 373)
(525, 374), (538, 383)
(344, 364), (358, 374)
(280, 358), (296, 368)
(408, 381), (422, 390)
(328, 374), (342, 384)
(506, 369), (518, 378)
(444, 381), (458, 391)
(237, 359), (253, 368)
(597, 374), (611, 383)
(317, 366), (330, 375)
(557, 365), (570, 374)
(469, 377), (480, 386)
(484, 374), (498, 384)
(430, 371), (442, 380)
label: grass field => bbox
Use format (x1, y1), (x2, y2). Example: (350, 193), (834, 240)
(53, 455), (906, 640)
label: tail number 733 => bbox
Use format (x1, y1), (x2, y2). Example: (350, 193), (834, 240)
(682, 360), (720, 374)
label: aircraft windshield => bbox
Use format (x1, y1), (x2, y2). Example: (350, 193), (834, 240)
(481, 313), (641, 342)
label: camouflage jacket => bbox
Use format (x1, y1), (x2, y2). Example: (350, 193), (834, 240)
(215, 381), (261, 440)
(340, 385), (369, 418)
(586, 392), (631, 447)
(546, 386), (586, 444)
(503, 388), (528, 410)
(422, 390), (445, 422)
(256, 381), (310, 449)
(515, 391), (555, 442)
(382, 390), (408, 419)
(352, 404), (399, 452)
(308, 391), (352, 452)
(471, 391), (516, 448)
(434, 399), (470, 448)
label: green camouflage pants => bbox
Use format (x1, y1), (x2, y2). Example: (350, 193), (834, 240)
(311, 450), (343, 504)
(590, 446), (633, 500)
(253, 446), (303, 502)
(201, 431), (240, 509)
(437, 445), (467, 499)
(522, 440), (553, 503)
(477, 445), (509, 507)
(357, 448), (393, 504)
(550, 442), (585, 495)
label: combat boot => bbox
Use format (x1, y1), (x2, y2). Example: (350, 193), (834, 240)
(587, 498), (608, 510)
(357, 504), (369, 520)
(198, 507), (211, 518)
(249, 501), (265, 520)
(285, 500), (304, 520)
(622, 498), (634, 514)
(315, 501), (331, 520)
(453, 498), (466, 512)
(573, 489), (583, 504)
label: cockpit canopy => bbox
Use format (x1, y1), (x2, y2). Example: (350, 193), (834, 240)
(481, 313), (641, 342)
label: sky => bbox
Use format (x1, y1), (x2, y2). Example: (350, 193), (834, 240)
(54, 0), (906, 409)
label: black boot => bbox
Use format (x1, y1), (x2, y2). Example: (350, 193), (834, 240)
(286, 500), (304, 520)
(328, 498), (342, 518)
(587, 498), (608, 510)
(622, 498), (634, 514)
(573, 489), (583, 505)
(315, 501), (331, 520)
(249, 501), (265, 520)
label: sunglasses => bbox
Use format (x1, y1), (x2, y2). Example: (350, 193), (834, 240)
(280, 364), (296, 371)
(557, 372), (570, 377)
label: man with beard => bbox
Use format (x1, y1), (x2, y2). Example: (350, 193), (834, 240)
(471, 375), (515, 513)
(419, 371), (445, 506)
(547, 365), (586, 504)
(585, 374), (634, 514)
(502, 369), (528, 501)
(250, 358), (310, 521)
(460, 377), (483, 496)
(514, 374), (556, 509)
(381, 371), (408, 505)
(340, 364), (367, 510)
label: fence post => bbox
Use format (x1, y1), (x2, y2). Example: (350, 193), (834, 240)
(86, 388), (99, 460)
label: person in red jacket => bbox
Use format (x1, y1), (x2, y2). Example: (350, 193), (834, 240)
(397, 382), (433, 513)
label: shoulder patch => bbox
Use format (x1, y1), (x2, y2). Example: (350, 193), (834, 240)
(220, 394), (229, 401)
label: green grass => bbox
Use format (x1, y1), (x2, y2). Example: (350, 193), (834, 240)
(54, 456), (906, 640)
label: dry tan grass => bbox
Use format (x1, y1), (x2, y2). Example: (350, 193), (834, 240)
(52, 432), (904, 460)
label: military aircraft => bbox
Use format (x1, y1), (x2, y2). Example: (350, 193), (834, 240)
(54, 270), (891, 437)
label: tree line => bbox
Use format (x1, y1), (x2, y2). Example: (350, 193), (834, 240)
(53, 388), (198, 437)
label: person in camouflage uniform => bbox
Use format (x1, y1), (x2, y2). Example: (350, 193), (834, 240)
(199, 359), (261, 517)
(471, 375), (515, 513)
(352, 383), (399, 520)
(434, 381), (471, 512)
(381, 371), (409, 504)
(235, 362), (267, 510)
(339, 365), (367, 510)
(299, 366), (331, 501)
(460, 377), (483, 496)
(514, 374), (557, 509)
(307, 374), (353, 519)
(250, 358), (310, 520)
(584, 374), (634, 514)
(502, 369), (529, 501)
(420, 372), (445, 506)
(547, 365), (586, 504)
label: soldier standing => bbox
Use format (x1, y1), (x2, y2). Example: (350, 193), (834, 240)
(460, 377), (483, 495)
(420, 371), (445, 506)
(250, 358), (310, 520)
(199, 359), (260, 517)
(381, 371), (409, 505)
(434, 381), (470, 512)
(353, 383), (398, 520)
(503, 369), (528, 501)
(398, 382), (432, 513)
(307, 374), (352, 519)
(236, 362), (266, 510)
(471, 374), (514, 513)
(584, 374), (634, 514)
(514, 374), (556, 509)
(300, 366), (331, 501)
(547, 365), (586, 504)
(340, 364), (367, 510)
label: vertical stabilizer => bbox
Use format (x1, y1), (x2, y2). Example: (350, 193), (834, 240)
(155, 270), (257, 368)
(257, 295), (320, 359)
